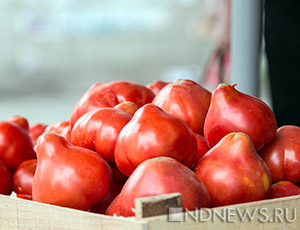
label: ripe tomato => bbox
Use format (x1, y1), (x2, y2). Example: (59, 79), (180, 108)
(0, 121), (35, 172)
(118, 157), (211, 217)
(32, 133), (113, 211)
(260, 125), (300, 183)
(114, 104), (197, 176)
(12, 159), (37, 196)
(70, 81), (154, 128)
(153, 79), (211, 134)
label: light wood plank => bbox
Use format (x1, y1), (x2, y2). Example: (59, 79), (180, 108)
(0, 195), (145, 230)
(145, 195), (300, 230)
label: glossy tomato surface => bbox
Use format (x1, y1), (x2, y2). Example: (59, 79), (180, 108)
(153, 79), (211, 134)
(269, 181), (300, 199)
(260, 125), (300, 183)
(32, 133), (113, 211)
(71, 108), (132, 163)
(12, 159), (37, 196)
(204, 84), (277, 151)
(194, 133), (271, 207)
(0, 121), (35, 172)
(70, 81), (154, 128)
(114, 104), (197, 176)
(119, 157), (211, 217)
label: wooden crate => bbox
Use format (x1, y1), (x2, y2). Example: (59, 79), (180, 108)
(0, 193), (299, 230)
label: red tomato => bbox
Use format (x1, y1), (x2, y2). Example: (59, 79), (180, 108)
(204, 84), (277, 151)
(0, 121), (35, 172)
(269, 181), (300, 199)
(29, 123), (47, 146)
(32, 133), (113, 211)
(105, 194), (121, 216)
(71, 108), (132, 163)
(147, 80), (169, 95)
(260, 125), (300, 183)
(45, 121), (71, 141)
(114, 104), (197, 176)
(12, 159), (37, 196)
(194, 133), (271, 207)
(113, 101), (138, 116)
(119, 157), (211, 217)
(16, 194), (32, 200)
(194, 133), (209, 164)
(70, 81), (155, 128)
(0, 160), (12, 195)
(152, 79), (211, 134)
(8, 115), (29, 132)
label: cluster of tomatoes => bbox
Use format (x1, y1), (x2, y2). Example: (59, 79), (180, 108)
(1, 79), (300, 217)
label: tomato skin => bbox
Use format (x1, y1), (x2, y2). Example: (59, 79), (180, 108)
(269, 181), (300, 199)
(32, 133), (113, 211)
(194, 132), (271, 207)
(16, 194), (32, 200)
(204, 84), (277, 151)
(70, 81), (155, 128)
(71, 108), (132, 163)
(152, 79), (211, 134)
(0, 160), (12, 195)
(29, 123), (47, 146)
(114, 104), (197, 176)
(0, 121), (36, 172)
(45, 121), (71, 141)
(194, 133), (209, 164)
(12, 159), (37, 196)
(105, 194), (121, 216)
(8, 115), (29, 132)
(113, 101), (138, 116)
(147, 80), (169, 95)
(118, 157), (211, 217)
(260, 125), (300, 183)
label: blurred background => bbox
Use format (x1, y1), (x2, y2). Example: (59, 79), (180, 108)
(0, 0), (270, 124)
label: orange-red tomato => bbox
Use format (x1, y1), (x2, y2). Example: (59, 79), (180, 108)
(12, 159), (37, 196)
(32, 133), (113, 211)
(114, 104), (197, 176)
(119, 157), (211, 217)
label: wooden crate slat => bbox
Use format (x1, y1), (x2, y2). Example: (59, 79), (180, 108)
(0, 195), (145, 230)
(145, 195), (300, 230)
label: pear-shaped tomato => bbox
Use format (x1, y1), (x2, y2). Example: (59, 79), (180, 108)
(114, 104), (197, 176)
(119, 157), (211, 217)
(32, 133), (113, 211)
(153, 79), (211, 134)
(204, 84), (277, 151)
(194, 132), (271, 207)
